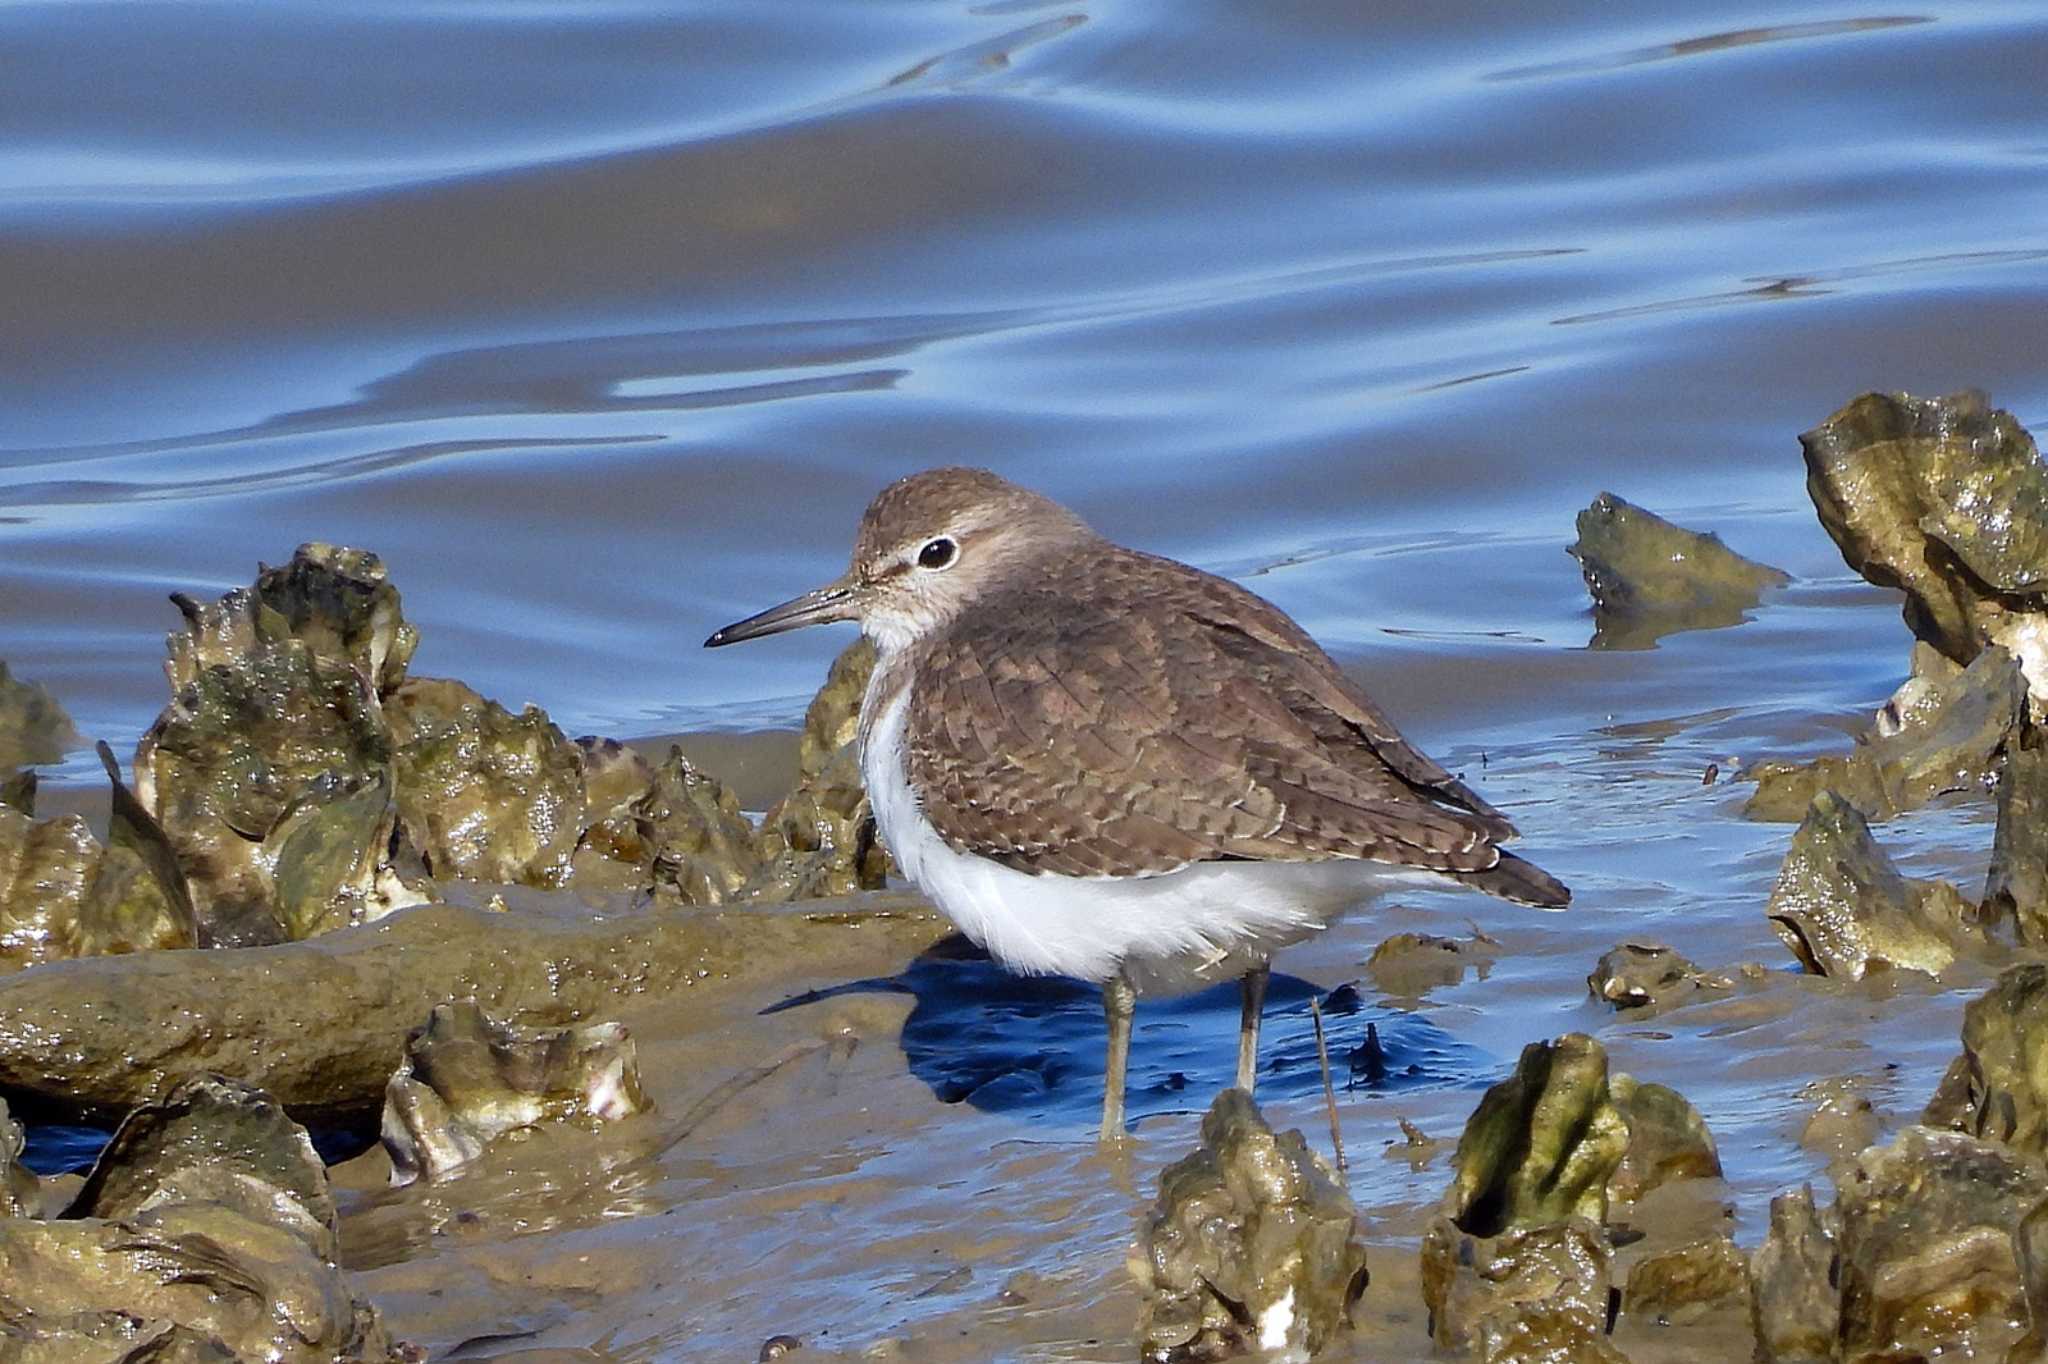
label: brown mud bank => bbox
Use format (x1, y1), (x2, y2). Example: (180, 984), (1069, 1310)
(0, 891), (941, 1127)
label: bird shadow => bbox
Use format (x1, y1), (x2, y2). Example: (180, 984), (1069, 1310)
(764, 934), (1492, 1129)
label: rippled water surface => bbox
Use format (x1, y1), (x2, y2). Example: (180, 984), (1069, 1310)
(6, 1), (2048, 1359)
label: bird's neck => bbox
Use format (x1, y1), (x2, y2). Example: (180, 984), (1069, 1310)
(856, 634), (922, 767)
(858, 610), (923, 658)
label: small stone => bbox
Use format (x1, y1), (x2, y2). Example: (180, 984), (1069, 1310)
(1369, 931), (1496, 1000)
(1387, 1117), (1445, 1171)
(996, 1270), (1040, 1305)
(1799, 1075), (1882, 1167)
(1587, 942), (1726, 1013)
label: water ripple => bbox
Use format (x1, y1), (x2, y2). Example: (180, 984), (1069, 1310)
(1556, 247), (2048, 326)
(1487, 15), (1931, 81)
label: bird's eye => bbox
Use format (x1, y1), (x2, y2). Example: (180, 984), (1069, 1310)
(917, 537), (958, 570)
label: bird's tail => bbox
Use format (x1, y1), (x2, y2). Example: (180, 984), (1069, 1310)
(1455, 851), (1570, 911)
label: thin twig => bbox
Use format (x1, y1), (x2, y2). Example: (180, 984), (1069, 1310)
(1308, 998), (1348, 1173)
(652, 1039), (828, 1157)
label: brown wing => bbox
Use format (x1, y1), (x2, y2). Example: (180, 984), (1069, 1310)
(903, 547), (1548, 892)
(1152, 553), (1519, 841)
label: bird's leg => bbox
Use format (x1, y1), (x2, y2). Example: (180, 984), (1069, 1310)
(1100, 971), (1137, 1143)
(1237, 960), (1271, 1095)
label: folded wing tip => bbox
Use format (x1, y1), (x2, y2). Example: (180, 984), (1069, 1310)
(1456, 850), (1571, 911)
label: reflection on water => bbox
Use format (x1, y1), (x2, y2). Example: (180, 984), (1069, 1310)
(880, 940), (1491, 1125)
(19, 1123), (106, 1178)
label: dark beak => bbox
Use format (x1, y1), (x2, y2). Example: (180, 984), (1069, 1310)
(704, 576), (860, 647)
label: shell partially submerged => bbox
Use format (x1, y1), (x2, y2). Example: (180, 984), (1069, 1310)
(1567, 492), (1789, 650)
(381, 999), (651, 1187)
(1763, 790), (1980, 980)
(0, 1074), (407, 1363)
(0, 662), (75, 775)
(1746, 644), (2026, 823)
(1585, 942), (1730, 1014)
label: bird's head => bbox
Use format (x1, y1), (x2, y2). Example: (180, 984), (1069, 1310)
(704, 466), (1094, 655)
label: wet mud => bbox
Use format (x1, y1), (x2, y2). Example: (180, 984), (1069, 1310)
(0, 893), (941, 1126)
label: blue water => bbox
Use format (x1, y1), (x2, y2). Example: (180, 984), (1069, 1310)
(2, 3), (2044, 1359)
(19, 1123), (105, 1178)
(3, 2), (2043, 763)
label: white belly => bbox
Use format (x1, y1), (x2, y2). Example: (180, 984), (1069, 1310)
(859, 685), (1437, 993)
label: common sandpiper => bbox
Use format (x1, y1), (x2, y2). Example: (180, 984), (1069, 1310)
(707, 467), (1568, 1139)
